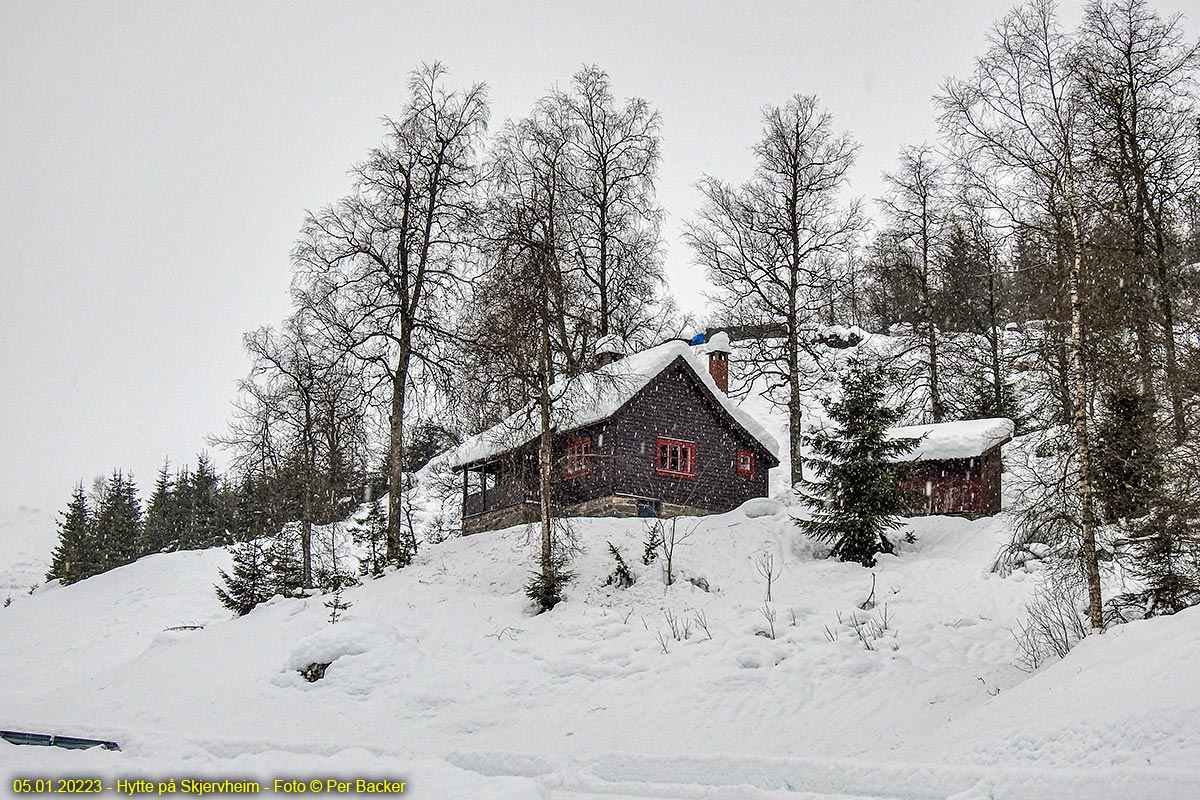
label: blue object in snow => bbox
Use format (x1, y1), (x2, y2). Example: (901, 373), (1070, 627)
(689, 332), (706, 346)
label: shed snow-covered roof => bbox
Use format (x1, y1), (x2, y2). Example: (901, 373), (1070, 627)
(890, 417), (1015, 461)
(450, 340), (779, 468)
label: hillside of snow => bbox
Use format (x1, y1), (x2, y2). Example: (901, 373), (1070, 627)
(0, 504), (56, 602)
(4, 333), (1200, 797)
(4, 507), (1200, 797)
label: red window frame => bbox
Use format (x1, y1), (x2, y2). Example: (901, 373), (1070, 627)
(655, 437), (697, 478)
(735, 449), (755, 477)
(563, 435), (593, 477)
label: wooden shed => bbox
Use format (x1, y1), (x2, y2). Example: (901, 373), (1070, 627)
(450, 335), (780, 535)
(892, 418), (1015, 517)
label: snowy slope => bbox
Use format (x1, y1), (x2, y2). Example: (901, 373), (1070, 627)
(0, 503), (56, 602)
(3, 508), (1198, 797)
(3, 336), (1199, 797)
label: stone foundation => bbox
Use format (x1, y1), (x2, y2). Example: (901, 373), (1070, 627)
(461, 494), (719, 535)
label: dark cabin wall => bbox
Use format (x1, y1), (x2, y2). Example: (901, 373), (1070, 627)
(901, 445), (1003, 516)
(601, 361), (771, 512)
(461, 358), (777, 523)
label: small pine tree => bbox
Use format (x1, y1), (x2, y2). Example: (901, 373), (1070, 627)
(797, 358), (920, 567)
(324, 588), (352, 624)
(1123, 513), (1200, 616)
(215, 537), (274, 616)
(47, 484), (94, 585)
(525, 553), (573, 613)
(642, 526), (663, 565)
(603, 542), (635, 588)
(968, 375), (1023, 430)
(1118, 438), (1200, 617)
(352, 500), (388, 578)
(267, 529), (306, 598)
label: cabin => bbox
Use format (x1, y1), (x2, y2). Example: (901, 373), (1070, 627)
(893, 418), (1015, 517)
(450, 334), (781, 534)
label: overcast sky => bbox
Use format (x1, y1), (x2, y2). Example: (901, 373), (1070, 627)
(1, 0), (1194, 519)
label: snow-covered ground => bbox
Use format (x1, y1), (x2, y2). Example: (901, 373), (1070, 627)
(4, 336), (1199, 797)
(0, 504), (56, 603)
(3, 507), (1199, 797)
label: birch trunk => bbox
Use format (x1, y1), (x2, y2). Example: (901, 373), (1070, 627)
(1066, 204), (1104, 630)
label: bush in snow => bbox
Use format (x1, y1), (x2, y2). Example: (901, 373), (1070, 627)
(797, 357), (920, 567)
(1013, 581), (1090, 671)
(603, 542), (635, 589)
(299, 662), (331, 683)
(646, 516), (699, 586)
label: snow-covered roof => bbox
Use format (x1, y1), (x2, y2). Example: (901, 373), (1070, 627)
(450, 340), (780, 468)
(890, 417), (1015, 461)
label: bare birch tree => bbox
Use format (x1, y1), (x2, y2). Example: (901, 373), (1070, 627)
(292, 63), (489, 566)
(685, 95), (863, 490)
(879, 145), (949, 422)
(940, 0), (1104, 628)
(559, 65), (666, 348)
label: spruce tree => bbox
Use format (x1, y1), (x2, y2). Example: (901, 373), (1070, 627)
(1123, 512), (1200, 616)
(797, 358), (920, 567)
(351, 500), (388, 578)
(47, 484), (94, 585)
(94, 470), (143, 570)
(141, 461), (179, 554)
(1118, 438), (1200, 617)
(189, 454), (222, 549)
(215, 537), (275, 616)
(1095, 387), (1161, 523)
(267, 529), (305, 598)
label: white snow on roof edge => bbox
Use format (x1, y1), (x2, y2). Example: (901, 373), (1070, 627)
(890, 417), (1015, 461)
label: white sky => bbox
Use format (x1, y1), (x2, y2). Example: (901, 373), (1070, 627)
(1, 0), (1194, 518)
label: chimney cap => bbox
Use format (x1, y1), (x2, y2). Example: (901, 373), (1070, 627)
(705, 331), (732, 353)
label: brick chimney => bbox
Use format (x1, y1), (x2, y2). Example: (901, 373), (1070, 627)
(706, 331), (731, 393)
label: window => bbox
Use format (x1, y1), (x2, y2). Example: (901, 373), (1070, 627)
(564, 436), (593, 477)
(655, 437), (696, 478)
(735, 449), (755, 477)
(465, 464), (498, 496)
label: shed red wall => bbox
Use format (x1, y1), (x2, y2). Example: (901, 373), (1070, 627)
(900, 445), (1003, 517)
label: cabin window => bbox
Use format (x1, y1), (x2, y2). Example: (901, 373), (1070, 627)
(735, 449), (755, 477)
(655, 437), (696, 478)
(564, 436), (592, 477)
(465, 464), (497, 496)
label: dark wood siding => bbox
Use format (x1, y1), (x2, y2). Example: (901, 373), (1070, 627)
(603, 361), (772, 512)
(460, 357), (778, 526)
(900, 445), (1003, 516)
